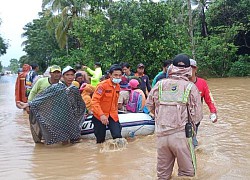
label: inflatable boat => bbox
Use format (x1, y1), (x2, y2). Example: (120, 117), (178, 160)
(81, 112), (155, 139)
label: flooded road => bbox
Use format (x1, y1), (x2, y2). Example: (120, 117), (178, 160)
(0, 75), (250, 179)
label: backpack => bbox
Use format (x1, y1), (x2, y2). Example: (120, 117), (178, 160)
(126, 90), (142, 113)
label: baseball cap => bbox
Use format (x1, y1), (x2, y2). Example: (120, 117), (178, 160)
(50, 65), (61, 72)
(137, 63), (145, 68)
(129, 79), (139, 89)
(62, 66), (76, 75)
(190, 59), (197, 68)
(173, 54), (190, 68)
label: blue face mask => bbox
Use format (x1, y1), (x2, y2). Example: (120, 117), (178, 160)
(112, 78), (122, 84)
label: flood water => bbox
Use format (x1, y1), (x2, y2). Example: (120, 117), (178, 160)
(0, 75), (250, 180)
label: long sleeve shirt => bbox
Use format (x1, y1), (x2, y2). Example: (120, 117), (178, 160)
(28, 77), (51, 101)
(195, 77), (217, 113)
(91, 79), (120, 121)
(86, 67), (102, 87)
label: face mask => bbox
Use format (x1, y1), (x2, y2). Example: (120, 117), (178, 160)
(112, 78), (121, 84)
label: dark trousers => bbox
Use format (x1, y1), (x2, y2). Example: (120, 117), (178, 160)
(92, 115), (122, 143)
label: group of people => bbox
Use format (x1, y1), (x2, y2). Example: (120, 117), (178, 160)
(14, 53), (218, 179)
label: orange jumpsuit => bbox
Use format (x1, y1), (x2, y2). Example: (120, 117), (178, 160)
(91, 78), (120, 121)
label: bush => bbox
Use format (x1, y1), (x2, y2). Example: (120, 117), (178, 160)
(228, 55), (250, 77)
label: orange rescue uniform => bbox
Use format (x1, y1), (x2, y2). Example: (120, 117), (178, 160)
(91, 79), (120, 122)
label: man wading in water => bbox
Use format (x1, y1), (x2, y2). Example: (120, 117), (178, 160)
(146, 54), (203, 179)
(17, 66), (85, 145)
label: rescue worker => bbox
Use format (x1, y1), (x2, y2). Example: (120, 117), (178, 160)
(146, 54), (203, 179)
(91, 64), (123, 143)
(189, 59), (218, 146)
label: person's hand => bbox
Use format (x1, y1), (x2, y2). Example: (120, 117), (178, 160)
(82, 65), (88, 70)
(210, 113), (218, 123)
(16, 101), (29, 109)
(100, 114), (109, 125)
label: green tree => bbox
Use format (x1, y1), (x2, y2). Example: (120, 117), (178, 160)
(0, 18), (8, 56)
(43, 0), (88, 51)
(22, 11), (65, 71)
(72, 0), (190, 78)
(9, 59), (19, 73)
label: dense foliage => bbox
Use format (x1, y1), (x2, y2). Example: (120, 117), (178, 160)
(0, 18), (8, 58)
(1, 0), (249, 77)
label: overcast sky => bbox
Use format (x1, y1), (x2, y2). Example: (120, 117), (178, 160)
(0, 0), (42, 67)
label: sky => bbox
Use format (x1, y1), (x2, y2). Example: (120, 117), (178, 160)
(0, 0), (42, 67)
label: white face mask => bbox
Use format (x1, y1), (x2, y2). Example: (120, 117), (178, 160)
(112, 78), (122, 84)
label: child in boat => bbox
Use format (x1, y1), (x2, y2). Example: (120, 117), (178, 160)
(128, 79), (146, 111)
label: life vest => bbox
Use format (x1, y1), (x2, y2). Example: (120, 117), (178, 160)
(126, 90), (142, 113)
(158, 81), (193, 105)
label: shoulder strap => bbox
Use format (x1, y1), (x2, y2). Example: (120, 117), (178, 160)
(182, 83), (193, 103)
(158, 81), (163, 100)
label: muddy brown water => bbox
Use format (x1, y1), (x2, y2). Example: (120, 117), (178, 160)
(0, 75), (249, 180)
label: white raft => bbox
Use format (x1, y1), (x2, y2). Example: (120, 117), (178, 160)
(81, 112), (155, 139)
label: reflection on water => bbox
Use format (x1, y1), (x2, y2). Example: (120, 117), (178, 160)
(0, 76), (250, 179)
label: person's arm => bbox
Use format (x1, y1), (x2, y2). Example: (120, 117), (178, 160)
(86, 67), (95, 76)
(91, 68), (102, 82)
(146, 75), (151, 92)
(91, 84), (105, 118)
(28, 79), (41, 102)
(152, 72), (162, 87)
(145, 83), (159, 114)
(202, 80), (217, 113)
(152, 76), (158, 87)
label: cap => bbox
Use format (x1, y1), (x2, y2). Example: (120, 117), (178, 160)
(129, 79), (139, 89)
(62, 66), (76, 75)
(190, 59), (197, 68)
(50, 65), (61, 72)
(173, 54), (190, 68)
(137, 63), (145, 68)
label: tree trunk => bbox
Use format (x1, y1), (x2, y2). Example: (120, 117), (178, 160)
(187, 0), (195, 59)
